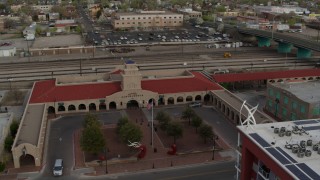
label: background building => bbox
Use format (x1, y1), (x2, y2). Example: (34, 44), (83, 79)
(178, 8), (202, 19)
(265, 80), (320, 121)
(112, 11), (183, 29)
(0, 42), (16, 57)
(237, 119), (320, 179)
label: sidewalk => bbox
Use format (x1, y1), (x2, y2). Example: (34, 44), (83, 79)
(82, 108), (234, 176)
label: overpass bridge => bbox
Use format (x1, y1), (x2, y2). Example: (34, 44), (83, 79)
(237, 28), (320, 58)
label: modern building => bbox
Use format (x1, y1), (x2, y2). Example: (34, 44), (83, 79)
(55, 19), (77, 32)
(236, 119), (320, 179)
(112, 11), (183, 29)
(32, 5), (53, 12)
(265, 80), (320, 121)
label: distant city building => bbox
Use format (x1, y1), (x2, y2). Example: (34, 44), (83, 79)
(0, 17), (4, 31)
(49, 12), (60, 21)
(55, 19), (77, 32)
(0, 42), (16, 57)
(112, 11), (183, 29)
(37, 12), (47, 22)
(254, 5), (310, 15)
(265, 80), (320, 121)
(237, 119), (320, 179)
(178, 8), (202, 19)
(32, 5), (53, 12)
(38, 0), (61, 5)
(217, 11), (240, 17)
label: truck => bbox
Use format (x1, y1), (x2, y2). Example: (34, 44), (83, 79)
(276, 24), (290, 32)
(25, 34), (35, 41)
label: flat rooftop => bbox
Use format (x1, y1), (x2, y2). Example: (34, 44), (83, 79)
(15, 104), (45, 146)
(238, 119), (320, 179)
(272, 80), (320, 103)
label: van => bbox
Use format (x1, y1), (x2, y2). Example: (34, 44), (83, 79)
(53, 159), (63, 176)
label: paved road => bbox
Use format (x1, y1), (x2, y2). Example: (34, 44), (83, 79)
(80, 160), (236, 180)
(35, 111), (123, 179)
(194, 107), (238, 149)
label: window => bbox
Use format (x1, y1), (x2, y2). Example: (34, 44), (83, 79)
(127, 17), (130, 20)
(179, 21), (182, 23)
(292, 101), (297, 109)
(143, 17), (146, 19)
(164, 17), (166, 19)
(133, 17), (135, 20)
(312, 107), (320, 115)
(284, 96), (288, 105)
(174, 21), (176, 23)
(174, 16), (176, 19)
(291, 113), (296, 121)
(149, 17), (151, 19)
(282, 108), (287, 117)
(121, 18), (124, 20)
(275, 91), (280, 99)
(300, 105), (306, 113)
(268, 89), (273, 96)
(133, 22), (135, 24)
(138, 17), (140, 19)
(268, 100), (273, 107)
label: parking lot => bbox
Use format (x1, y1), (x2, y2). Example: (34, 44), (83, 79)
(99, 28), (230, 46)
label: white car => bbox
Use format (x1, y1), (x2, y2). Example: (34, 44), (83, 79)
(189, 102), (202, 107)
(138, 37), (143, 41)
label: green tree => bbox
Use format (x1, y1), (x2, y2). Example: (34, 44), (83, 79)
(119, 122), (143, 143)
(181, 107), (195, 125)
(199, 124), (213, 144)
(83, 113), (100, 128)
(191, 115), (202, 133)
(170, 0), (188, 6)
(166, 122), (183, 144)
(156, 111), (171, 130)
(10, 120), (19, 137)
(4, 135), (13, 152)
(80, 113), (105, 154)
(35, 26), (41, 36)
(0, 162), (5, 172)
(215, 5), (226, 12)
(116, 116), (129, 134)
(76, 25), (82, 33)
(80, 125), (106, 154)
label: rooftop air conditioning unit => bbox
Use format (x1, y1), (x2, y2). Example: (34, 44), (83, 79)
(297, 151), (305, 158)
(313, 144), (319, 151)
(274, 128), (279, 134)
(286, 130), (292, 136)
(300, 140), (306, 148)
(305, 150), (312, 157)
(307, 140), (312, 146)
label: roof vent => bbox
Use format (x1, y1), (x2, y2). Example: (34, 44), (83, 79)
(307, 139), (312, 146)
(300, 140), (306, 148)
(292, 146), (299, 153)
(305, 150), (312, 157)
(297, 151), (305, 158)
(274, 127), (279, 134)
(286, 130), (292, 136)
(313, 144), (319, 151)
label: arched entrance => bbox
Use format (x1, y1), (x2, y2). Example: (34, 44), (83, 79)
(204, 94), (210, 103)
(58, 105), (65, 112)
(195, 95), (201, 101)
(48, 106), (55, 114)
(167, 97), (174, 105)
(89, 103), (96, 111)
(186, 96), (193, 102)
(177, 96), (183, 103)
(19, 154), (35, 167)
(99, 103), (106, 110)
(127, 100), (139, 109)
(68, 105), (76, 111)
(158, 96), (165, 105)
(79, 104), (86, 110)
(109, 101), (117, 110)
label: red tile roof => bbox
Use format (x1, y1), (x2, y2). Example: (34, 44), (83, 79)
(30, 80), (122, 103)
(29, 72), (222, 103)
(212, 69), (320, 83)
(141, 72), (222, 94)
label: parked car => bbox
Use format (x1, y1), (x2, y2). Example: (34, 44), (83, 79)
(189, 102), (202, 107)
(53, 159), (63, 176)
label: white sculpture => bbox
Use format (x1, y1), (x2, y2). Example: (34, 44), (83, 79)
(127, 140), (141, 148)
(239, 100), (258, 129)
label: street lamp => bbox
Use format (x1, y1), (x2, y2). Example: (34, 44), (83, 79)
(212, 134), (219, 160)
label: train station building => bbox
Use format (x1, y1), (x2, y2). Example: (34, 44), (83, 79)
(11, 60), (320, 168)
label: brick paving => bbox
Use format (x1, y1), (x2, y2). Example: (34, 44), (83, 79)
(73, 109), (234, 176)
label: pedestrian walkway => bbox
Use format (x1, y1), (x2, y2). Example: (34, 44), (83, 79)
(86, 108), (234, 176)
